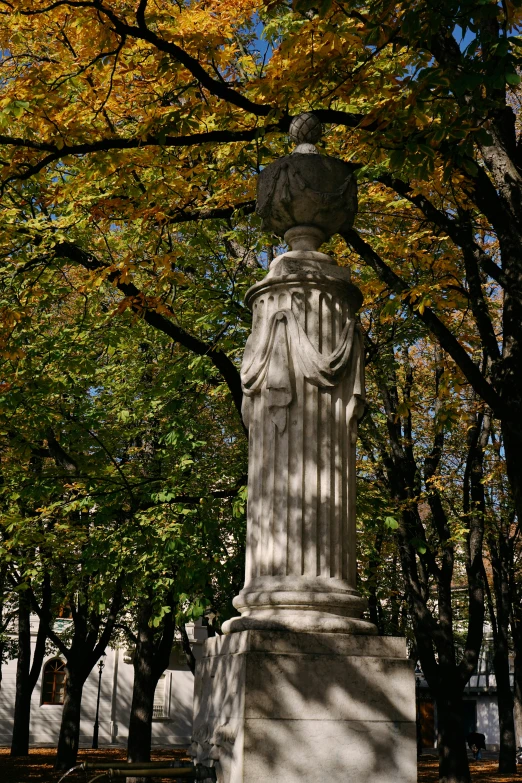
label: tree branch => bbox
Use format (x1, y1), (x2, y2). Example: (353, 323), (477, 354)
(52, 241), (245, 425)
(179, 623), (196, 675)
(343, 228), (505, 418)
(0, 105), (375, 185)
(378, 175), (513, 294)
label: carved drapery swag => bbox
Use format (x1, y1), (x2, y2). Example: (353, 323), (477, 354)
(241, 308), (365, 432)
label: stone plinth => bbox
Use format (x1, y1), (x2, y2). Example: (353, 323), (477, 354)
(191, 631), (417, 783)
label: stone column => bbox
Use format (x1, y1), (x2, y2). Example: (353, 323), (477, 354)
(223, 115), (374, 635)
(222, 239), (374, 634)
(192, 114), (416, 783)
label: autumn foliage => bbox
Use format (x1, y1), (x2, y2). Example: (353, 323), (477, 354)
(0, 1), (522, 782)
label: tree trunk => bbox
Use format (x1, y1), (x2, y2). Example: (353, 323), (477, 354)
(495, 655), (516, 773)
(511, 603), (522, 748)
(488, 538), (517, 773)
(514, 662), (522, 748)
(55, 671), (85, 771)
(51, 581), (122, 770)
(10, 594), (31, 756)
(11, 579), (51, 757)
(492, 610), (517, 773)
(499, 270), (522, 528)
(127, 639), (156, 783)
(180, 624), (196, 675)
(436, 685), (471, 783)
(0, 563), (9, 688)
(127, 597), (176, 783)
(370, 363), (482, 783)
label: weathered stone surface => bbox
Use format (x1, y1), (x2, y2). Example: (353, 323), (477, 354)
(242, 719), (416, 783)
(197, 630), (408, 657)
(256, 153), (358, 240)
(222, 244), (374, 635)
(288, 112), (322, 146)
(219, 113), (371, 635)
(191, 630), (417, 783)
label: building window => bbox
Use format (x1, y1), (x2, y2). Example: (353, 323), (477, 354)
(153, 673), (167, 719)
(42, 658), (67, 705)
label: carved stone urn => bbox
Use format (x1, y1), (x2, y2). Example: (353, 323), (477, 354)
(222, 113), (375, 635)
(256, 113), (358, 248)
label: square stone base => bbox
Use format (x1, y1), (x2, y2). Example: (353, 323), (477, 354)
(191, 631), (417, 783)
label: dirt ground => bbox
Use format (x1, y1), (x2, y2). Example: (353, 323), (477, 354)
(417, 756), (521, 783)
(0, 748), (190, 783)
(0, 748), (520, 783)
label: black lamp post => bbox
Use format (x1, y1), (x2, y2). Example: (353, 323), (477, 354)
(415, 664), (422, 758)
(92, 654), (106, 749)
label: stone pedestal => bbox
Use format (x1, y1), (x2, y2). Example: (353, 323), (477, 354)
(192, 631), (417, 783)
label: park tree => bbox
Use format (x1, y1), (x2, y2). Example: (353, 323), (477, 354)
(348, 162), (520, 779)
(119, 495), (243, 783)
(123, 592), (177, 783)
(513, 576), (522, 750)
(0, 388), (54, 759)
(1, 3), (522, 783)
(0, 218), (247, 768)
(353, 256), (521, 779)
(95, 322), (246, 776)
(481, 432), (522, 772)
(0, 250), (128, 767)
(355, 312), (487, 783)
(9, 580), (52, 756)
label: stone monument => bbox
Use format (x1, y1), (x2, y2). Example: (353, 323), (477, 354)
(191, 113), (417, 783)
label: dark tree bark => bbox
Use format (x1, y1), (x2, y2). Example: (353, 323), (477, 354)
(0, 563), (13, 689)
(55, 670), (84, 771)
(127, 596), (176, 783)
(436, 681), (471, 783)
(512, 600), (522, 748)
(10, 576), (51, 756)
(10, 592), (31, 757)
(179, 624), (196, 675)
(54, 592), (122, 770)
(484, 535), (517, 773)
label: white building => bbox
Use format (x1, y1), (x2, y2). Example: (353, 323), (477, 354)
(0, 617), (208, 748)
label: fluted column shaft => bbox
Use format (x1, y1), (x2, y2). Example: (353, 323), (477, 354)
(223, 250), (375, 635)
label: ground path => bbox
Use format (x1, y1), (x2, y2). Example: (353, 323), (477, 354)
(0, 747), (189, 782)
(418, 755), (521, 782)
(0, 748), (520, 782)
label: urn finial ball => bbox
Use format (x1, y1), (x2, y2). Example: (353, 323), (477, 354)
(289, 112), (323, 146)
